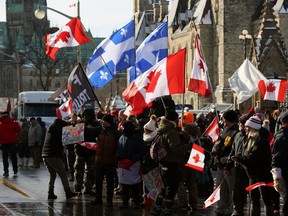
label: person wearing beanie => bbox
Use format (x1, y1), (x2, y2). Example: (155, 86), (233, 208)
(231, 115), (274, 216)
(74, 109), (101, 196)
(211, 109), (239, 216)
(150, 109), (186, 215)
(91, 114), (120, 207)
(271, 110), (288, 215)
(116, 120), (145, 209)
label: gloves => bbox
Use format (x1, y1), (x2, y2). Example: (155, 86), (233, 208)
(271, 168), (286, 194)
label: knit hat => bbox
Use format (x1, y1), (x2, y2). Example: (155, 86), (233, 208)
(280, 110), (288, 125)
(102, 114), (114, 125)
(165, 110), (179, 121)
(183, 123), (200, 137)
(184, 107), (189, 112)
(239, 114), (249, 125)
(245, 116), (262, 130)
(111, 110), (119, 117)
(223, 110), (238, 123)
(144, 115), (157, 132)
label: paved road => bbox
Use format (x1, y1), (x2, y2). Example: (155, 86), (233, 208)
(0, 151), (281, 215)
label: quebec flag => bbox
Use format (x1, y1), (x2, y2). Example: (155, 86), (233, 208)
(86, 20), (135, 88)
(129, 21), (168, 82)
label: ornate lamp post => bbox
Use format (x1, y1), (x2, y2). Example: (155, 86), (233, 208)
(34, 1), (81, 63)
(239, 29), (252, 59)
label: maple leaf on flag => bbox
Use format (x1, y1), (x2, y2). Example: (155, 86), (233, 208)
(198, 59), (205, 73)
(61, 105), (69, 113)
(144, 70), (161, 93)
(193, 154), (200, 163)
(55, 32), (71, 44)
(267, 81), (276, 93)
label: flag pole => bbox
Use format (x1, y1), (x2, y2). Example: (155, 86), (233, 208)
(191, 20), (220, 121)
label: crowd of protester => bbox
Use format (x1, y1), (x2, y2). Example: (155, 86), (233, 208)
(1, 96), (288, 215)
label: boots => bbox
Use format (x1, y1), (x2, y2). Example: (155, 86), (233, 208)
(48, 191), (57, 199)
(18, 157), (24, 167)
(65, 190), (78, 199)
(24, 158), (29, 168)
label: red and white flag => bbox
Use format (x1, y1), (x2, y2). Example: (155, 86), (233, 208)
(188, 34), (211, 97)
(246, 182), (274, 192)
(204, 185), (221, 208)
(205, 117), (220, 143)
(56, 98), (73, 119)
(258, 79), (288, 102)
(77, 142), (98, 150)
(122, 49), (186, 115)
(45, 18), (90, 60)
(185, 144), (205, 172)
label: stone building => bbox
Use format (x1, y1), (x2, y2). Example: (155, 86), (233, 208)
(167, 0), (288, 112)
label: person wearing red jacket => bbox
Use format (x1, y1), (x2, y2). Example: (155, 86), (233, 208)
(0, 111), (21, 177)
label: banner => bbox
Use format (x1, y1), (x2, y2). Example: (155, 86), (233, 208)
(62, 123), (85, 145)
(142, 167), (163, 200)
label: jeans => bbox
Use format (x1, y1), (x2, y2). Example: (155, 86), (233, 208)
(1, 144), (18, 173)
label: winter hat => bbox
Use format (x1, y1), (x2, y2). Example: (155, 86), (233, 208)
(280, 110), (288, 125)
(239, 114), (249, 125)
(248, 108), (255, 116)
(165, 110), (179, 121)
(223, 110), (238, 123)
(144, 115), (157, 132)
(262, 119), (270, 132)
(184, 107), (189, 112)
(102, 114), (114, 125)
(245, 116), (262, 130)
(183, 123), (200, 137)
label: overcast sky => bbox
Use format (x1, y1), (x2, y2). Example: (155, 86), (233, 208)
(0, 0), (134, 37)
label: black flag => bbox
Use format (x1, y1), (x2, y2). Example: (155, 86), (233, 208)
(67, 63), (102, 112)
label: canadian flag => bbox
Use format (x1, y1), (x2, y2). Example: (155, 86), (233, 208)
(246, 182), (274, 192)
(122, 49), (186, 115)
(45, 18), (90, 60)
(258, 79), (288, 102)
(56, 98), (73, 119)
(205, 117), (220, 143)
(188, 34), (211, 97)
(204, 185), (221, 208)
(185, 144), (205, 172)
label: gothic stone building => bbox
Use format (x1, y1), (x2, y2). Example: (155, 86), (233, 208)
(166, 0), (288, 113)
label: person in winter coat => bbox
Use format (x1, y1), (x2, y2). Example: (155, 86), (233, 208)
(0, 111), (21, 177)
(117, 120), (145, 209)
(232, 115), (274, 216)
(150, 110), (190, 216)
(42, 118), (77, 199)
(211, 110), (239, 216)
(74, 109), (101, 195)
(91, 114), (120, 207)
(271, 110), (288, 216)
(17, 118), (30, 167)
(28, 117), (43, 168)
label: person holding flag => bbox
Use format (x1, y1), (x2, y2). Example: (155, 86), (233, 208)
(211, 110), (239, 216)
(231, 115), (274, 216)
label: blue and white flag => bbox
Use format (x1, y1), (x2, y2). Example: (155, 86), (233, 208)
(129, 22), (168, 82)
(86, 20), (135, 88)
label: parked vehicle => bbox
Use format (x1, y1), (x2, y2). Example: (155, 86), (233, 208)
(17, 91), (59, 126)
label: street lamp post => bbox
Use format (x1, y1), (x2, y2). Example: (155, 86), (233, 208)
(34, 0), (81, 63)
(239, 29), (252, 59)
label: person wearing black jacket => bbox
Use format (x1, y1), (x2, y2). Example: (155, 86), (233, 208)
(74, 109), (101, 195)
(272, 110), (288, 216)
(211, 110), (239, 216)
(42, 118), (77, 199)
(232, 115), (274, 216)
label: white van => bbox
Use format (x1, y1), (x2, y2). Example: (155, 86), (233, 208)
(17, 91), (59, 126)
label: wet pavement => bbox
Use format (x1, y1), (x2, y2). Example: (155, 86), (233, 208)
(0, 153), (217, 215)
(0, 151), (280, 215)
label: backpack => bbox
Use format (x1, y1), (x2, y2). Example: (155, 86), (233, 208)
(150, 133), (170, 162)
